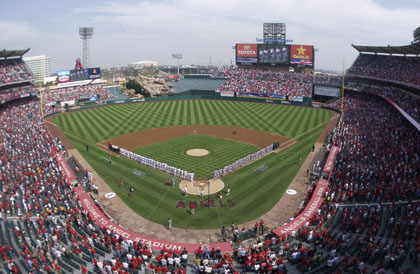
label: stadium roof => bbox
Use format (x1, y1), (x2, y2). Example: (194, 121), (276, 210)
(0, 48), (30, 59)
(351, 42), (420, 55)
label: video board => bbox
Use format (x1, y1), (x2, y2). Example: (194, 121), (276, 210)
(70, 69), (89, 82)
(290, 45), (313, 67)
(313, 85), (341, 97)
(258, 44), (289, 64)
(236, 43), (314, 68)
(57, 70), (70, 83)
(57, 67), (101, 83)
(88, 67), (101, 79)
(236, 44), (258, 64)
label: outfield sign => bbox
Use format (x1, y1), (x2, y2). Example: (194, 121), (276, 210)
(292, 96), (304, 102)
(74, 186), (233, 252)
(57, 78), (101, 88)
(220, 91), (235, 97)
(236, 92), (286, 101)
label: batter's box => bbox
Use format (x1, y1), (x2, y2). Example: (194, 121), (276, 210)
(254, 165), (268, 172)
(133, 169), (146, 176)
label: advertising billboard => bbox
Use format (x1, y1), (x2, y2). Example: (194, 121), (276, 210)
(57, 70), (70, 83)
(314, 85), (340, 97)
(88, 67), (101, 79)
(258, 44), (289, 64)
(57, 78), (101, 88)
(171, 54), (183, 59)
(236, 92), (286, 101)
(290, 45), (313, 67)
(236, 44), (258, 64)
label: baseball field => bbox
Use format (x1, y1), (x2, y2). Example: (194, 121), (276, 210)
(51, 99), (332, 229)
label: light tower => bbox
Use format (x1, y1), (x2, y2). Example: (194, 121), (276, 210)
(79, 27), (94, 68)
(263, 23), (286, 44)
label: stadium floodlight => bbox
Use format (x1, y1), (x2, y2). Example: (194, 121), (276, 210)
(171, 53), (183, 75)
(414, 26), (420, 43)
(263, 23), (286, 44)
(79, 27), (94, 69)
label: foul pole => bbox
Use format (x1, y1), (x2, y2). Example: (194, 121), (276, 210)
(39, 63), (44, 119)
(341, 58), (345, 112)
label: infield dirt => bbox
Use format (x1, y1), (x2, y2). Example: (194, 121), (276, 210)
(99, 125), (293, 151)
(45, 112), (339, 244)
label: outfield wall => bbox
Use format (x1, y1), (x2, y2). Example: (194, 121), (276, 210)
(106, 94), (312, 106)
(44, 91), (313, 118)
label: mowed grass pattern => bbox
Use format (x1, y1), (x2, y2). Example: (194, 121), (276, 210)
(53, 100), (330, 142)
(134, 134), (260, 178)
(52, 100), (333, 229)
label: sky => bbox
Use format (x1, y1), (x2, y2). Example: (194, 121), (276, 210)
(1, 0), (419, 73)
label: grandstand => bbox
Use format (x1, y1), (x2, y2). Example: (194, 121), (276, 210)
(348, 42), (420, 88)
(214, 68), (313, 97)
(1, 29), (420, 273)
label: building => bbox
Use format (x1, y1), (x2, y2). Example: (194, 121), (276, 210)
(128, 61), (160, 68)
(23, 55), (51, 83)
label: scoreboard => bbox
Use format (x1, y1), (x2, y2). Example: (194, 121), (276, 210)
(236, 43), (313, 68)
(57, 67), (101, 84)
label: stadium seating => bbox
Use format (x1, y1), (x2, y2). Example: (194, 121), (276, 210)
(348, 54), (420, 87)
(0, 97), (190, 273)
(1, 57), (419, 273)
(0, 86), (35, 104)
(367, 87), (420, 123)
(0, 59), (33, 85)
(231, 91), (419, 273)
(42, 84), (115, 104)
(213, 68), (313, 97)
(314, 73), (342, 87)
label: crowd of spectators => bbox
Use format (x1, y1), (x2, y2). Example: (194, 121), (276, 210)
(213, 68), (313, 97)
(232, 91), (419, 273)
(348, 54), (420, 87)
(1, 58), (420, 273)
(314, 73), (342, 87)
(42, 84), (115, 104)
(0, 59), (33, 85)
(0, 86), (36, 103)
(364, 87), (420, 123)
(0, 97), (191, 273)
(329, 91), (420, 204)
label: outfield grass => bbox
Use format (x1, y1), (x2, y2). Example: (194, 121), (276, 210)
(134, 134), (260, 178)
(52, 100), (333, 229)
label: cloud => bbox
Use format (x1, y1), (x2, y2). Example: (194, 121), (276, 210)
(8, 0), (419, 71)
(75, 0), (419, 70)
(0, 20), (36, 43)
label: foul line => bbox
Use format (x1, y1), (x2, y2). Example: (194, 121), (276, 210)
(215, 205), (223, 228)
(44, 119), (107, 148)
(145, 186), (171, 222)
(280, 113), (340, 148)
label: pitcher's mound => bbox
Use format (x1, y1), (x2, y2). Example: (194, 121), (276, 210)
(186, 149), (209, 156)
(179, 179), (225, 196)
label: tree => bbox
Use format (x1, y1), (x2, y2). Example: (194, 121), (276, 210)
(126, 79), (150, 97)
